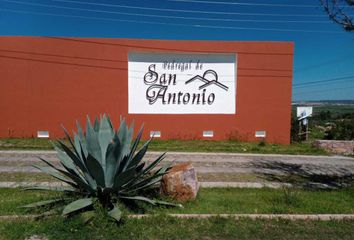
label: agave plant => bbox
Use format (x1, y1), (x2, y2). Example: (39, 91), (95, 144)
(23, 115), (180, 222)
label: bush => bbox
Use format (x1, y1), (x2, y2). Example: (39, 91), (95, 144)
(325, 119), (354, 140)
(291, 115), (301, 142)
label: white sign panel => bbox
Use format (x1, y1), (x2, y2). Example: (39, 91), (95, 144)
(128, 52), (236, 114)
(296, 106), (313, 118)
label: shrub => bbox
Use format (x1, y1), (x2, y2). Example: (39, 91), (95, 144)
(23, 115), (181, 222)
(290, 114), (300, 142)
(324, 119), (354, 140)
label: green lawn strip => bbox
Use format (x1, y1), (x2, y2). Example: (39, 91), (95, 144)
(0, 188), (63, 215)
(149, 140), (327, 155)
(1, 187), (353, 216)
(150, 187), (354, 215)
(0, 138), (57, 150)
(0, 215), (353, 240)
(0, 138), (328, 155)
(0, 173), (55, 182)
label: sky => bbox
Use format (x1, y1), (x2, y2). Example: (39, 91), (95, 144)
(0, 0), (353, 101)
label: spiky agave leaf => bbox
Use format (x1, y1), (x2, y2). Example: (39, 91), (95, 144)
(105, 133), (123, 187)
(85, 116), (102, 164)
(37, 157), (93, 194)
(120, 196), (182, 208)
(108, 204), (122, 222)
(26, 114), (181, 222)
(62, 198), (93, 216)
(85, 154), (105, 188)
(97, 114), (115, 169)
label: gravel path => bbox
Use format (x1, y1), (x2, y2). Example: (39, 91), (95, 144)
(1, 150), (353, 175)
(1, 150), (354, 164)
(1, 151), (353, 189)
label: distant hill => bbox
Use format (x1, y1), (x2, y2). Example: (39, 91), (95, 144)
(292, 100), (354, 106)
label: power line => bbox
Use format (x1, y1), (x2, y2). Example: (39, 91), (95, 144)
(2, 49), (350, 86)
(293, 75), (354, 87)
(0, 54), (126, 71)
(0, 48), (125, 63)
(46, 37), (293, 56)
(295, 52), (354, 72)
(0, 8), (343, 34)
(0, 53), (289, 79)
(171, 0), (351, 8)
(293, 86), (354, 95)
(1, 0), (331, 24)
(293, 78), (354, 88)
(48, 0), (326, 17)
(170, 0), (321, 8)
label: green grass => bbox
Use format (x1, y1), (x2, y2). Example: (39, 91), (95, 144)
(1, 187), (353, 239)
(0, 173), (55, 182)
(0, 138), (56, 150)
(1, 187), (353, 216)
(0, 189), (63, 215)
(148, 140), (327, 155)
(154, 187), (354, 215)
(0, 215), (353, 240)
(0, 138), (328, 155)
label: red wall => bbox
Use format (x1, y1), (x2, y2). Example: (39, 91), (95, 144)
(0, 37), (293, 144)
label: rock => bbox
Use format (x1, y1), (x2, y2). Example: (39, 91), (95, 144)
(161, 162), (199, 202)
(313, 140), (354, 155)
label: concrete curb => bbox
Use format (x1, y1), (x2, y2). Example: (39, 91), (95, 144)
(0, 166), (284, 174)
(0, 215), (38, 221)
(200, 182), (292, 188)
(1, 214), (353, 221)
(0, 181), (292, 189)
(0, 182), (67, 188)
(129, 214), (354, 221)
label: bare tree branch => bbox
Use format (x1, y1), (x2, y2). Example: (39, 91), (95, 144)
(320, 0), (354, 31)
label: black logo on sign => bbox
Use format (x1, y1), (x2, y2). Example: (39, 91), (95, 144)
(142, 63), (229, 105)
(185, 70), (228, 91)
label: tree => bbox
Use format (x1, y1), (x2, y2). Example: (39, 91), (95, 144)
(320, 0), (354, 31)
(325, 119), (354, 140)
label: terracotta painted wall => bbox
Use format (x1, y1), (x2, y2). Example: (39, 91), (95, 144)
(0, 37), (293, 144)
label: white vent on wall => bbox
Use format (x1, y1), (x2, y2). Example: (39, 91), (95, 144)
(37, 131), (49, 138)
(255, 131), (266, 138)
(203, 130), (214, 138)
(150, 131), (161, 138)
